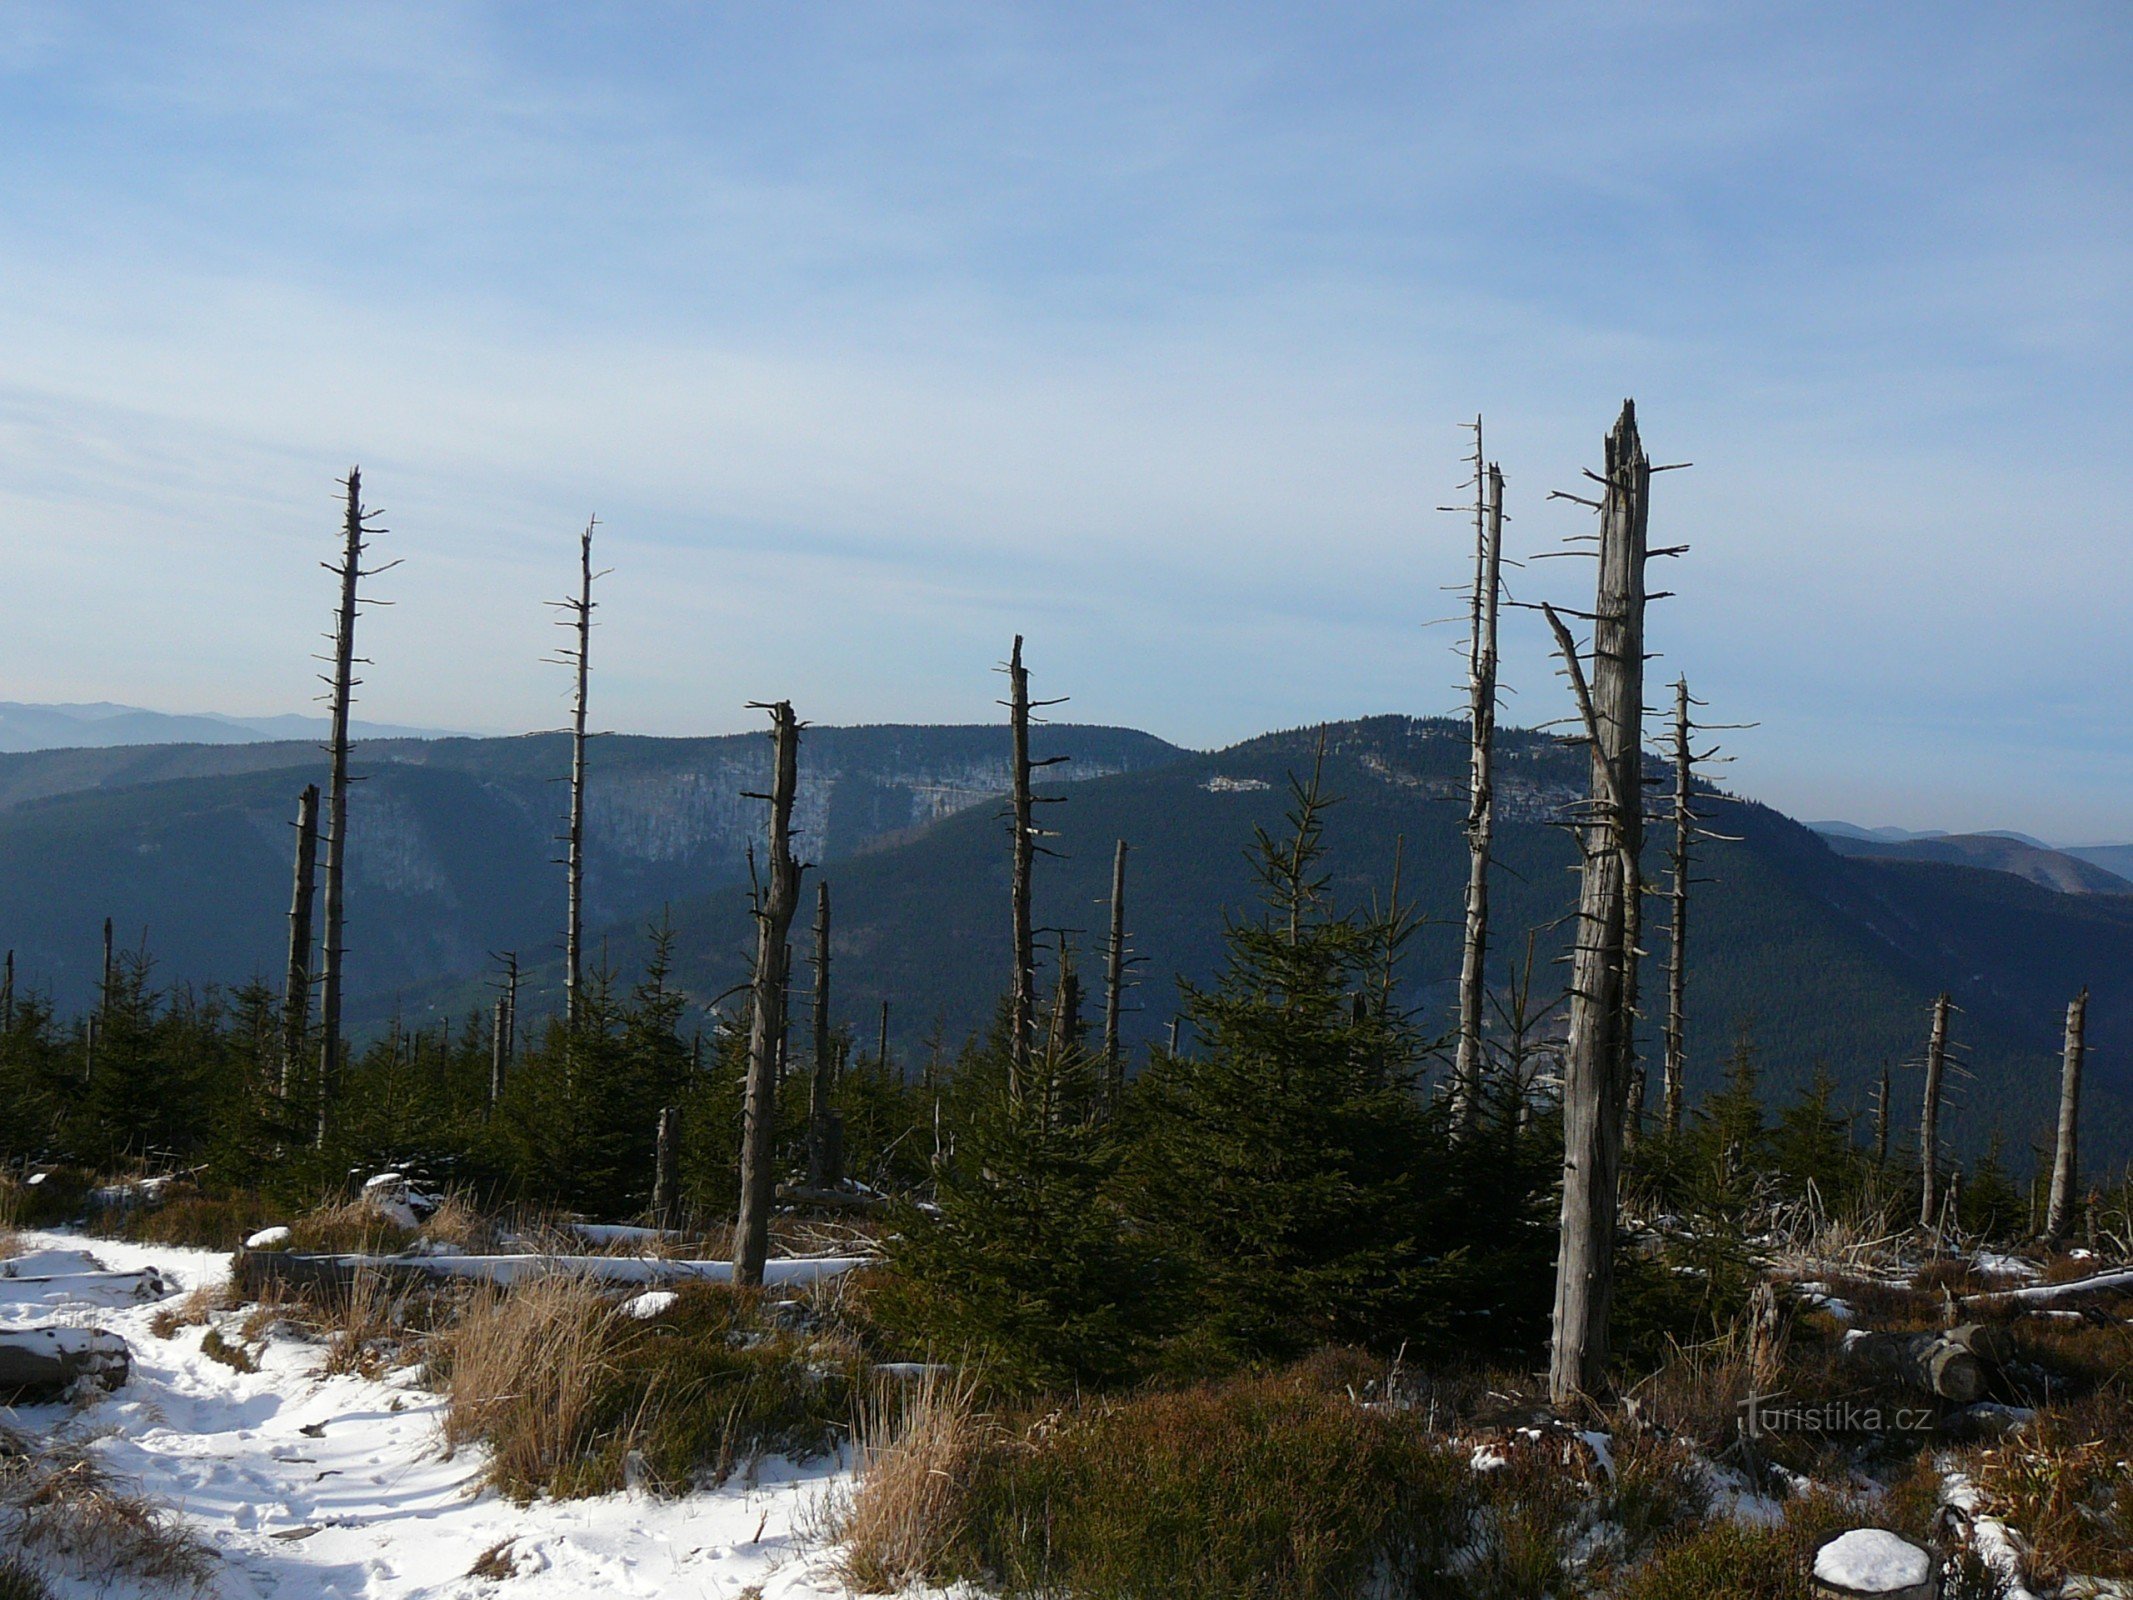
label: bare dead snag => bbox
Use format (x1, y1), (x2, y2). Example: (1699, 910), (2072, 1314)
(1452, 435), (1505, 1140)
(1103, 837), (1129, 1111)
(876, 999), (890, 1077)
(548, 518), (605, 1031)
(487, 951), (517, 1110)
(2045, 987), (2088, 1242)
(807, 879), (843, 1191)
(1000, 635), (1068, 1100)
(1874, 1062), (1892, 1169)
(735, 701), (804, 1287)
(1008, 636), (1036, 1095)
(1546, 400), (1652, 1406)
(1918, 994), (1952, 1235)
(280, 784), (320, 1097)
(1, 949), (13, 1030)
(1661, 679), (1691, 1137)
(653, 1105), (681, 1230)
(316, 468), (392, 1149)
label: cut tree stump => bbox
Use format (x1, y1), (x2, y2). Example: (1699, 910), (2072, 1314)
(0, 1325), (130, 1402)
(1811, 1528), (1937, 1598)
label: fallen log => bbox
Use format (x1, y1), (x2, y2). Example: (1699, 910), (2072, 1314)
(235, 1249), (865, 1301)
(1971, 1265), (2133, 1308)
(1838, 1328), (1987, 1403)
(0, 1325), (130, 1402)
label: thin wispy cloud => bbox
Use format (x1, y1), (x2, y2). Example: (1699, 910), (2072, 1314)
(0, 2), (2126, 834)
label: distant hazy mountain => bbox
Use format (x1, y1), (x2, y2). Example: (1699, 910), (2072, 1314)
(0, 702), (453, 753)
(1815, 828), (2133, 896)
(1, 717), (2127, 1166)
(0, 722), (1187, 1015)
(2063, 844), (2133, 885)
(1809, 821), (1949, 843)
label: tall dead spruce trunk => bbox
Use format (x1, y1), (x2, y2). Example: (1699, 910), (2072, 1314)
(2045, 988), (2087, 1242)
(807, 879), (843, 1190)
(735, 702), (804, 1287)
(317, 468), (388, 1149)
(1102, 837), (1130, 1110)
(1660, 679), (1694, 1137)
(280, 784), (321, 1097)
(1452, 434), (1505, 1138)
(551, 518), (602, 1030)
(488, 951), (517, 1110)
(1001, 636), (1067, 1100)
(1918, 994), (1952, 1234)
(1546, 400), (1652, 1405)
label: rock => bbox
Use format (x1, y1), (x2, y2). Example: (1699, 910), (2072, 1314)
(0, 1325), (131, 1402)
(1812, 1528), (1936, 1599)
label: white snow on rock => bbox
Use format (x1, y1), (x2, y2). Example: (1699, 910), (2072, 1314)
(1813, 1528), (1931, 1592)
(2, 1230), (866, 1599)
(622, 1289), (679, 1319)
(244, 1226), (293, 1251)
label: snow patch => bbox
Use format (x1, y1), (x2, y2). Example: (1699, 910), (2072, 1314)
(243, 1226), (292, 1251)
(622, 1289), (679, 1319)
(1812, 1528), (1930, 1592)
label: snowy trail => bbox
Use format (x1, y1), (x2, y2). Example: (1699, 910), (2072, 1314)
(3, 1231), (867, 1600)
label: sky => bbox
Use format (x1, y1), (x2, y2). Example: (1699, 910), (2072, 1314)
(0, 3), (2128, 839)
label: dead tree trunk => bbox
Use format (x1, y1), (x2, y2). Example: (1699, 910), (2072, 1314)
(1546, 400), (1651, 1406)
(877, 999), (890, 1075)
(652, 1105), (681, 1230)
(807, 880), (842, 1190)
(552, 518), (602, 1030)
(1453, 445), (1505, 1139)
(2, 949), (13, 1029)
(487, 951), (517, 1110)
(317, 468), (381, 1149)
(280, 784), (320, 1097)
(1103, 837), (1129, 1110)
(735, 701), (803, 1287)
(1007, 636), (1036, 1097)
(2045, 987), (2088, 1242)
(1661, 678), (1692, 1137)
(1874, 1063), (1892, 1168)
(1919, 994), (1952, 1234)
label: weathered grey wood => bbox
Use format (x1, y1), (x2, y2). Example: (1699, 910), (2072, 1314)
(1548, 400), (1651, 1405)
(1838, 1328), (1985, 1402)
(1661, 678), (1692, 1137)
(1008, 635), (1036, 1098)
(316, 469), (372, 1147)
(556, 518), (600, 1029)
(1453, 446), (1504, 1139)
(2045, 987), (2087, 1242)
(807, 880), (843, 1191)
(876, 999), (889, 1076)
(736, 701), (804, 1288)
(1102, 837), (1128, 1110)
(652, 1105), (681, 1230)
(0, 1326), (130, 1401)
(2, 947), (13, 1028)
(1874, 1063), (1892, 1168)
(281, 783), (320, 1096)
(1919, 995), (1952, 1233)
(487, 951), (517, 1110)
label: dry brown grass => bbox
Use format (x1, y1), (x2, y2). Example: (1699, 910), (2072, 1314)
(466, 1538), (524, 1580)
(1967, 1402), (2133, 1585)
(148, 1283), (227, 1340)
(0, 1428), (213, 1594)
(416, 1194), (499, 1253)
(441, 1273), (617, 1492)
(321, 1265), (409, 1376)
(839, 1365), (988, 1592)
(286, 1197), (416, 1256)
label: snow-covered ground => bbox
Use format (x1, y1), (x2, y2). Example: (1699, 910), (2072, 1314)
(2, 1231), (873, 1600)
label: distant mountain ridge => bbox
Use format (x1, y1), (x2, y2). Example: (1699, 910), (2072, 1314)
(1814, 828), (2133, 896)
(0, 701), (456, 752)
(0, 716), (2127, 1167)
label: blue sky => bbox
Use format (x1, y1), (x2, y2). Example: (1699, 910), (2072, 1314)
(0, 3), (2128, 836)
